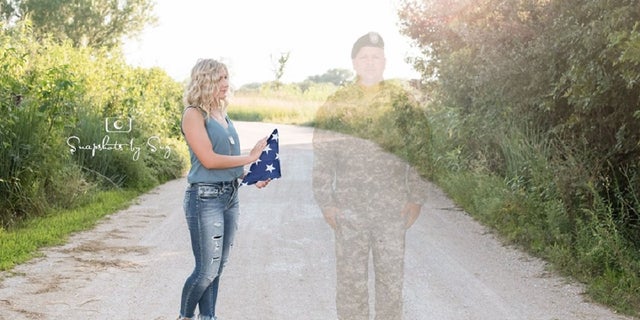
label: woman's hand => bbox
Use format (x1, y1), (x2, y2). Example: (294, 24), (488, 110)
(255, 179), (271, 189)
(249, 137), (268, 162)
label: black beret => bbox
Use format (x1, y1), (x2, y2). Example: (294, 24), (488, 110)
(351, 32), (385, 58)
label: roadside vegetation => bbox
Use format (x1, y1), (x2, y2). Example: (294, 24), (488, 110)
(393, 0), (640, 316)
(230, 82), (335, 126)
(1, 0), (639, 316)
(0, 1), (186, 271)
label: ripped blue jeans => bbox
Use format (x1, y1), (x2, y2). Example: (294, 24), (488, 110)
(179, 181), (239, 320)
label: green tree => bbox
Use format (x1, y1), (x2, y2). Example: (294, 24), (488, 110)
(398, 0), (640, 174)
(306, 68), (353, 86)
(1, 0), (156, 49)
(398, 0), (640, 314)
(270, 51), (290, 89)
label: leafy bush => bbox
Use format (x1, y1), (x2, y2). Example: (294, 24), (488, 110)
(398, 0), (640, 314)
(0, 23), (186, 228)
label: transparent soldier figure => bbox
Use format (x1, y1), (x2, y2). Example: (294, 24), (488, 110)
(312, 32), (428, 320)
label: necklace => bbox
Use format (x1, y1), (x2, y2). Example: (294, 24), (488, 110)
(209, 109), (235, 146)
(209, 109), (228, 128)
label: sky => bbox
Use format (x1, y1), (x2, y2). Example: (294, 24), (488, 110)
(123, 0), (421, 87)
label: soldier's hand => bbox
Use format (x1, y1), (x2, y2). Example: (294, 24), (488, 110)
(401, 202), (422, 228)
(322, 207), (341, 230)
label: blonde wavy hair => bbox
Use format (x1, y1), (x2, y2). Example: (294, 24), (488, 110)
(183, 58), (230, 117)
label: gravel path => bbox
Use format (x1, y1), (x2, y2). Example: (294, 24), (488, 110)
(0, 122), (634, 320)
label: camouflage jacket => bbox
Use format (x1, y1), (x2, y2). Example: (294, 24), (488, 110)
(312, 80), (428, 213)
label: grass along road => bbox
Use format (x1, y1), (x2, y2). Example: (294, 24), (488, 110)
(0, 122), (633, 320)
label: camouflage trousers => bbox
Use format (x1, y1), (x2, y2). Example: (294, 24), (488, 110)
(334, 209), (406, 320)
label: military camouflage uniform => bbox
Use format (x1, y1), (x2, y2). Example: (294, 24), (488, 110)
(312, 80), (427, 320)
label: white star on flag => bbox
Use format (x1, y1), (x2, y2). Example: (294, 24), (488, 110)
(241, 128), (282, 186)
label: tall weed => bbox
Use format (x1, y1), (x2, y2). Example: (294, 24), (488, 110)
(423, 99), (640, 315)
(0, 23), (187, 227)
(574, 182), (640, 313)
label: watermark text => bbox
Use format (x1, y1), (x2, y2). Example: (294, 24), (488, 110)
(66, 135), (171, 161)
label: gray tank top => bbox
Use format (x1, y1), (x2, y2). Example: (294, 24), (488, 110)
(185, 108), (243, 183)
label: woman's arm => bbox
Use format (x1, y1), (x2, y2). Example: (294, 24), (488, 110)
(182, 107), (266, 169)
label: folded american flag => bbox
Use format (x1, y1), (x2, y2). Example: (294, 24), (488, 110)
(241, 128), (281, 186)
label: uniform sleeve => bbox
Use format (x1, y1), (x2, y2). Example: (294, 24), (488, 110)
(404, 164), (427, 205)
(312, 129), (338, 208)
(312, 98), (339, 209)
(392, 85), (431, 205)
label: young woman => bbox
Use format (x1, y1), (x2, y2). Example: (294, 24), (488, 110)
(178, 58), (269, 320)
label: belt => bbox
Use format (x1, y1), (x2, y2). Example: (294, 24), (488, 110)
(190, 180), (239, 188)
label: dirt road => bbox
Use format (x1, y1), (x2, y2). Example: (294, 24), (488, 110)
(0, 122), (634, 320)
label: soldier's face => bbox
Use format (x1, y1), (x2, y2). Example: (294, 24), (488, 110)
(352, 47), (386, 86)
